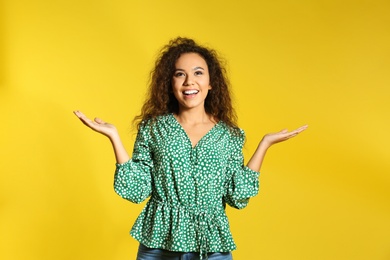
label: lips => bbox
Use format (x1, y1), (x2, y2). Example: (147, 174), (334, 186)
(183, 90), (199, 95)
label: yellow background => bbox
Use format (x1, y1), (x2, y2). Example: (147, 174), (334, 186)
(1, 0), (389, 259)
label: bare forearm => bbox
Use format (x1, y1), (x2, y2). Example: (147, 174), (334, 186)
(246, 141), (270, 172)
(109, 133), (130, 164)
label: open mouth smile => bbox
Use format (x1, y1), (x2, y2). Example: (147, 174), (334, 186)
(183, 90), (199, 96)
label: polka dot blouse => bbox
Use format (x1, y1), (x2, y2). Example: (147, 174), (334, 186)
(114, 113), (260, 255)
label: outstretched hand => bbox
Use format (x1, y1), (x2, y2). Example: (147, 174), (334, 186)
(73, 110), (118, 139)
(261, 125), (308, 148)
(246, 124), (308, 172)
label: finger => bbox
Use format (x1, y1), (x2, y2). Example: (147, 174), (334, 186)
(294, 125), (308, 133)
(298, 124), (308, 130)
(73, 110), (88, 122)
(286, 125), (308, 138)
(74, 110), (93, 124)
(287, 133), (299, 138)
(94, 117), (105, 124)
(73, 110), (85, 118)
(73, 111), (96, 127)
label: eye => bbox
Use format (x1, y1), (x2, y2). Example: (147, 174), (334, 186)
(174, 72), (185, 77)
(194, 70), (203, 76)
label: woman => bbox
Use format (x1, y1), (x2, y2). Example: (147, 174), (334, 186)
(74, 37), (307, 260)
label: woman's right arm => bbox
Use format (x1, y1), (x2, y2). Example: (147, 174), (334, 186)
(73, 110), (130, 164)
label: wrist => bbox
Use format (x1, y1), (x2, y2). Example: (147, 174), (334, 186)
(108, 131), (121, 144)
(258, 139), (271, 151)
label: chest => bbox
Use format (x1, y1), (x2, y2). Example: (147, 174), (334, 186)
(179, 122), (216, 148)
(149, 125), (231, 171)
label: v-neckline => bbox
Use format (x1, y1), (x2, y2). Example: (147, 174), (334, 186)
(170, 113), (219, 149)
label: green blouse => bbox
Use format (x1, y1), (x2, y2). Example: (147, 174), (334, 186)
(114, 113), (259, 255)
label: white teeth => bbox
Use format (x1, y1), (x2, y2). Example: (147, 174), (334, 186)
(183, 90), (199, 95)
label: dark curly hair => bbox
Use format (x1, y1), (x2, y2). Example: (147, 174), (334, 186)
(134, 37), (238, 131)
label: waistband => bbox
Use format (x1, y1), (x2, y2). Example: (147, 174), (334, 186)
(149, 198), (223, 259)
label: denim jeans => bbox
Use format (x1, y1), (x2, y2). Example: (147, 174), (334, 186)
(136, 244), (233, 260)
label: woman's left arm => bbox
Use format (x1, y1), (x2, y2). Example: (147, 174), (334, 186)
(246, 125), (308, 172)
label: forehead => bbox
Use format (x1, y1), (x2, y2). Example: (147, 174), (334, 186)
(175, 52), (208, 68)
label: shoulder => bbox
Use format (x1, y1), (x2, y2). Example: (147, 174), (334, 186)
(218, 121), (245, 143)
(139, 114), (172, 128)
(137, 114), (176, 139)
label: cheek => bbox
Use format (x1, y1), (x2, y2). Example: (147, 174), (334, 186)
(171, 84), (181, 97)
(204, 76), (211, 86)
(172, 84), (181, 93)
(172, 78), (182, 89)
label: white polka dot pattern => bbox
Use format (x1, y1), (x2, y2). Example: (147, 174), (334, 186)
(114, 114), (259, 254)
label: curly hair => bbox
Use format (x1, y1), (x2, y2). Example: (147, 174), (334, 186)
(134, 37), (238, 131)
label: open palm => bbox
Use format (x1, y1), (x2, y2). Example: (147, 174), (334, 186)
(262, 125), (308, 147)
(73, 110), (118, 138)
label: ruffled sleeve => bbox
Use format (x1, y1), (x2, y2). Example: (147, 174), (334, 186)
(114, 122), (153, 204)
(223, 129), (260, 209)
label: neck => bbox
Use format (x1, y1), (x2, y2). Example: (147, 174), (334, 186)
(175, 108), (212, 124)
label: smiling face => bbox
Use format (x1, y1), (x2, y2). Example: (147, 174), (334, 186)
(172, 52), (212, 113)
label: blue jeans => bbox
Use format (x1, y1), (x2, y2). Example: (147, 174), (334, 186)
(136, 244), (233, 260)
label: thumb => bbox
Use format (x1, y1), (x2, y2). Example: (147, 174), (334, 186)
(94, 117), (105, 124)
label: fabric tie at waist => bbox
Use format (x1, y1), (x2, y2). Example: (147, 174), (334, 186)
(150, 198), (219, 259)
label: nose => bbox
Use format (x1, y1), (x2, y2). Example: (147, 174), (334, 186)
(183, 75), (194, 86)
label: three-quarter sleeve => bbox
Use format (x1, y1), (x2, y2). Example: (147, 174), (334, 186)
(223, 130), (260, 209)
(114, 123), (153, 204)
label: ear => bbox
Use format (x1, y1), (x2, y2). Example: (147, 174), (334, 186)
(208, 85), (212, 90)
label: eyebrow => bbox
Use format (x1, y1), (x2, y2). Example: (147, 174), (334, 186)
(174, 67), (205, 71)
(193, 66), (205, 71)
